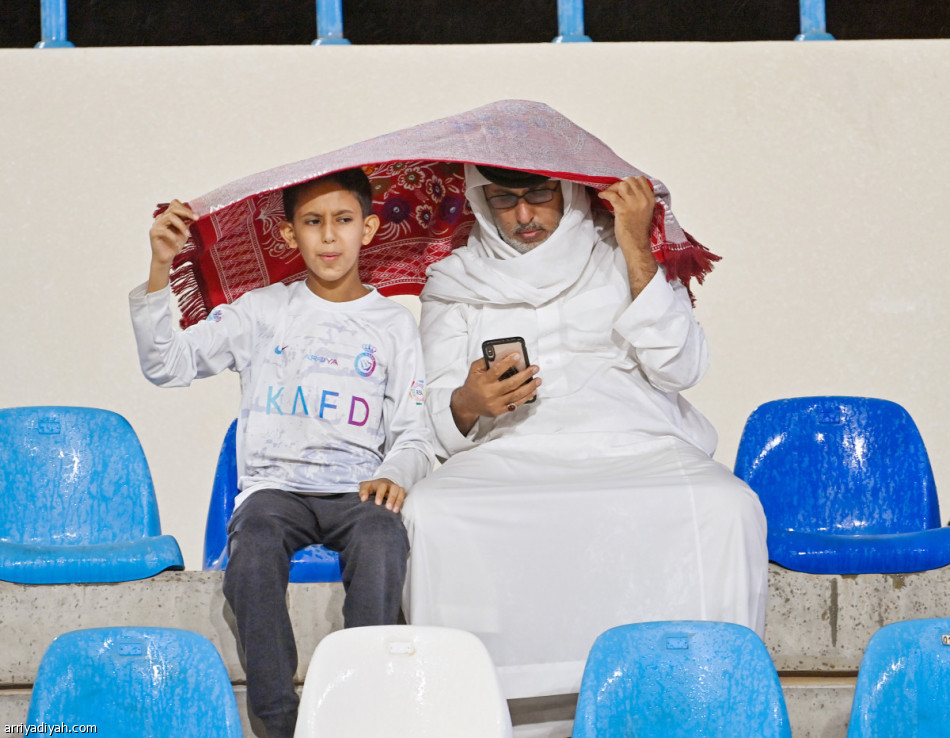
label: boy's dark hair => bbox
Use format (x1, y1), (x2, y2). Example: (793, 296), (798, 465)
(282, 167), (374, 221)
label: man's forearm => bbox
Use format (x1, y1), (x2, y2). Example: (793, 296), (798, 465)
(449, 387), (479, 436)
(624, 245), (659, 299)
(612, 272), (709, 393)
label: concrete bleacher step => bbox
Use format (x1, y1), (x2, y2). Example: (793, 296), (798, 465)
(0, 571), (342, 690)
(3, 563), (949, 736)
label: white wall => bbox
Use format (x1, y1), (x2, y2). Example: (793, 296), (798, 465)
(2, 40), (948, 568)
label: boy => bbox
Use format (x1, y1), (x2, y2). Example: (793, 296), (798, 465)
(129, 168), (434, 737)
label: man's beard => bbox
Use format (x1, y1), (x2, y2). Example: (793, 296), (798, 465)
(497, 219), (560, 254)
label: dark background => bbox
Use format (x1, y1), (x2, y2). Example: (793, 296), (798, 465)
(3, 1), (949, 47)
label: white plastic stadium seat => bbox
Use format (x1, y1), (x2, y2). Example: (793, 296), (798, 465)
(294, 625), (513, 738)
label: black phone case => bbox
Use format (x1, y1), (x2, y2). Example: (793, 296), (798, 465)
(482, 337), (536, 403)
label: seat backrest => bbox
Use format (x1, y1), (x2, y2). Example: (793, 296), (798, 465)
(572, 621), (791, 738)
(202, 419), (341, 581)
(26, 626), (243, 737)
(294, 625), (513, 738)
(734, 397), (938, 535)
(0, 406), (162, 545)
(203, 418), (239, 568)
(848, 618), (950, 737)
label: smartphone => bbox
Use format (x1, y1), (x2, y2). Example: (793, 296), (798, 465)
(482, 337), (536, 403)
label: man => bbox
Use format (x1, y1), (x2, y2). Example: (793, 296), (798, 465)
(401, 163), (768, 699)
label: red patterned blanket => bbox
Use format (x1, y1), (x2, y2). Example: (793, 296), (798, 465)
(168, 99), (719, 327)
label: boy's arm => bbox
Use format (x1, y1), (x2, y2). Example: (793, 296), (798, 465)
(148, 199), (194, 293)
(373, 316), (435, 493)
(130, 200), (256, 387)
(129, 285), (256, 387)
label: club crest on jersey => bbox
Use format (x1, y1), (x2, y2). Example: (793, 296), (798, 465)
(354, 344), (377, 377)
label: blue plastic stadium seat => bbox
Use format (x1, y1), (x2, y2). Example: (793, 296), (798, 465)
(27, 626), (242, 737)
(0, 406), (183, 584)
(734, 396), (950, 575)
(572, 620), (791, 738)
(203, 419), (342, 582)
(848, 618), (950, 737)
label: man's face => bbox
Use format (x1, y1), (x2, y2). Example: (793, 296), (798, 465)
(483, 181), (564, 254)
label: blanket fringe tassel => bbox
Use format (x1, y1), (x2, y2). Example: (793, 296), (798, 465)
(660, 235), (722, 305)
(169, 257), (209, 329)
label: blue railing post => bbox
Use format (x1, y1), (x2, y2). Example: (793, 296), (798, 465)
(36, 0), (74, 48)
(552, 0), (592, 43)
(312, 0), (350, 45)
(796, 0), (835, 41)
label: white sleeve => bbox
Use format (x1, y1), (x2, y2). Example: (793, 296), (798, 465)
(612, 268), (710, 393)
(128, 282), (256, 387)
(373, 315), (436, 489)
(418, 297), (481, 458)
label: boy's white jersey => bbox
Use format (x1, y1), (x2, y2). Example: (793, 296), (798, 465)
(130, 281), (433, 505)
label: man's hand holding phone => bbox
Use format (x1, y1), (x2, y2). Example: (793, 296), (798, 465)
(450, 347), (540, 436)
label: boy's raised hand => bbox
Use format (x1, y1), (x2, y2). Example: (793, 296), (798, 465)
(148, 199), (196, 293)
(359, 477), (407, 513)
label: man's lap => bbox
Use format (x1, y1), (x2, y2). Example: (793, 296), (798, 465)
(408, 435), (757, 511)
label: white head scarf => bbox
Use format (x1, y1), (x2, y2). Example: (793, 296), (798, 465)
(422, 164), (603, 307)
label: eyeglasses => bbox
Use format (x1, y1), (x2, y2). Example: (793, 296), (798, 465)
(485, 185), (559, 211)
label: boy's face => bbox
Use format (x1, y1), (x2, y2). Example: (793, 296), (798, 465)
(279, 181), (380, 300)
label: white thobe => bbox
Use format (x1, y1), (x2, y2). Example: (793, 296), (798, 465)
(402, 243), (768, 699)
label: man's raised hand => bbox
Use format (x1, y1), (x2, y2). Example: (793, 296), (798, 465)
(598, 176), (659, 297)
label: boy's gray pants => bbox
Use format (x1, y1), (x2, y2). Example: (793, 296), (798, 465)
(222, 488), (409, 738)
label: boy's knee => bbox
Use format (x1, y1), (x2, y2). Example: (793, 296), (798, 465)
(226, 504), (299, 570)
(231, 510), (275, 538)
(352, 507), (410, 555)
(229, 500), (288, 543)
